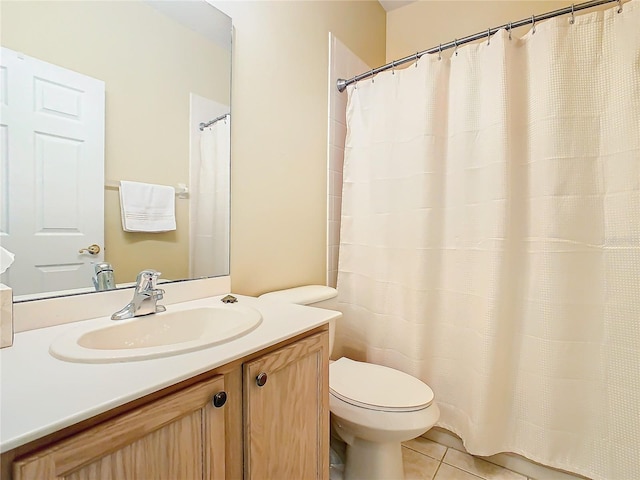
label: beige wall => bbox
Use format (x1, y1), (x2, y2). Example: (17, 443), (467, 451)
(1, 1), (230, 284)
(4, 0), (611, 298)
(213, 1), (386, 296)
(386, 1), (572, 62)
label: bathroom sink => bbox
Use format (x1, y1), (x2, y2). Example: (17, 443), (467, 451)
(49, 304), (262, 363)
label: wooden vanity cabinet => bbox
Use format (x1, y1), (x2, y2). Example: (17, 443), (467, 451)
(13, 375), (227, 480)
(6, 327), (329, 480)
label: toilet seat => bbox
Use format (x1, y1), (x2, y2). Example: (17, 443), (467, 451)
(330, 357), (434, 412)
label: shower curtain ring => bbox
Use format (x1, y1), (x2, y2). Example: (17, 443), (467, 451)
(569, 4), (575, 24)
(391, 60), (396, 75)
(508, 22), (512, 40)
(415, 52), (420, 67)
(617, 0), (622, 13)
(532, 14), (536, 34)
(454, 38), (459, 56)
(438, 44), (442, 60)
(487, 28), (491, 45)
(371, 69), (375, 83)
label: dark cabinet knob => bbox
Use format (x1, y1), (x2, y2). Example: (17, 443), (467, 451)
(212, 391), (227, 408)
(256, 372), (268, 387)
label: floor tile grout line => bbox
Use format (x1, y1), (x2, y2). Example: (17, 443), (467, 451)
(442, 457), (487, 480)
(410, 444), (502, 480)
(430, 460), (443, 480)
(402, 444), (447, 462)
(431, 453), (489, 480)
(423, 439), (531, 480)
(404, 438), (532, 480)
(441, 454), (528, 480)
(430, 447), (447, 480)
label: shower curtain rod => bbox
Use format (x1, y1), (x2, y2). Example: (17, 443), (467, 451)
(199, 113), (230, 131)
(336, 0), (620, 92)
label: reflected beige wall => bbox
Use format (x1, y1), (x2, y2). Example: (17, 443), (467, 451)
(386, 1), (589, 61)
(1, 1), (230, 283)
(213, 1), (386, 296)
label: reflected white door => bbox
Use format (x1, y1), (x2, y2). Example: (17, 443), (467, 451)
(0, 47), (105, 296)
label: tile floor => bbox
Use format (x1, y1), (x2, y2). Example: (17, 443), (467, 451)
(402, 437), (529, 480)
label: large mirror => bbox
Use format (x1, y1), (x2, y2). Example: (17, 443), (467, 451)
(0, 0), (232, 301)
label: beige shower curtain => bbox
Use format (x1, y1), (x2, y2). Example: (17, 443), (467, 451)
(190, 119), (230, 277)
(335, 2), (639, 479)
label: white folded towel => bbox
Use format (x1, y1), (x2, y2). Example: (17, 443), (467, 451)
(119, 181), (176, 232)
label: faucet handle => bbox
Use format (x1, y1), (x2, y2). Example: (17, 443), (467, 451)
(136, 269), (162, 290)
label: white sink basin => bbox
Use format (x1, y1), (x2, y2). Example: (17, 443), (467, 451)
(49, 304), (262, 363)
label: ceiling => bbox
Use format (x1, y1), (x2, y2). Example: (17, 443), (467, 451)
(378, 0), (416, 12)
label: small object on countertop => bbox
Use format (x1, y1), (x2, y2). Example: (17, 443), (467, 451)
(221, 295), (238, 304)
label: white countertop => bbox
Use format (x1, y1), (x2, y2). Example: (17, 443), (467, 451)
(0, 294), (339, 453)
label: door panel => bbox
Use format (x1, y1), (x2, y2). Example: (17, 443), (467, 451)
(244, 332), (329, 480)
(0, 47), (105, 296)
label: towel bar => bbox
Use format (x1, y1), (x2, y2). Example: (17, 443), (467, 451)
(104, 181), (189, 199)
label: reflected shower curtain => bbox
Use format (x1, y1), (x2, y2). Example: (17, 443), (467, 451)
(191, 119), (230, 277)
(335, 3), (639, 479)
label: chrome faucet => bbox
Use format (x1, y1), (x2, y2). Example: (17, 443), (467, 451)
(111, 269), (166, 320)
(93, 262), (116, 291)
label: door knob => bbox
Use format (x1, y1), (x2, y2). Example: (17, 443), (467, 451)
(256, 372), (268, 387)
(79, 244), (101, 255)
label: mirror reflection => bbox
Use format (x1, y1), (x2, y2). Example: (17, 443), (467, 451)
(0, 0), (232, 301)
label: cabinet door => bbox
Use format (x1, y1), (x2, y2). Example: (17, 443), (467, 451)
(244, 332), (329, 480)
(13, 375), (226, 480)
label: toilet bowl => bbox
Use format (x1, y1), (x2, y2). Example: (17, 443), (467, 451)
(259, 286), (440, 480)
(330, 357), (440, 479)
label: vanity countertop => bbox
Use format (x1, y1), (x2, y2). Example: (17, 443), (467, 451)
(0, 294), (339, 453)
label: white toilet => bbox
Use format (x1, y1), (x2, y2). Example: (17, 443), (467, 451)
(259, 285), (440, 480)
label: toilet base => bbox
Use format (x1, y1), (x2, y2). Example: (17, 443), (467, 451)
(344, 439), (404, 480)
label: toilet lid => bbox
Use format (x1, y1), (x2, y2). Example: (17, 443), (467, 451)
(329, 358), (434, 412)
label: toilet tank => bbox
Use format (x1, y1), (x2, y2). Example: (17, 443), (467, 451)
(258, 285), (339, 354)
